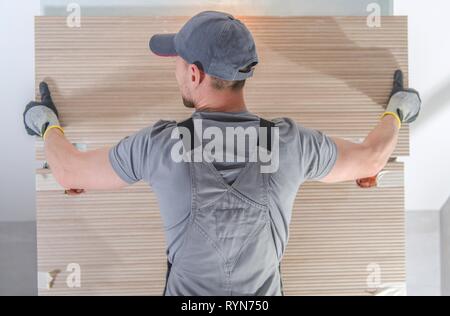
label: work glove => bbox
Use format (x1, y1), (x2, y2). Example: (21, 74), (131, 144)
(381, 70), (421, 129)
(23, 82), (64, 140)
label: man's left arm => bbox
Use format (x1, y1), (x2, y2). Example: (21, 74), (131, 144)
(44, 128), (128, 190)
(24, 82), (128, 191)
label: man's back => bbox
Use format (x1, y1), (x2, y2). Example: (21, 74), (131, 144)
(108, 111), (338, 294)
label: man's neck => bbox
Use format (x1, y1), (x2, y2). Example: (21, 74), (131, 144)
(196, 104), (247, 113)
(194, 91), (247, 113)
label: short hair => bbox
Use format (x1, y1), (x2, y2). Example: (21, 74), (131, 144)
(192, 61), (249, 92)
(210, 77), (246, 91)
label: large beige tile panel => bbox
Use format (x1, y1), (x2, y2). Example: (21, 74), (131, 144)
(35, 16), (407, 295)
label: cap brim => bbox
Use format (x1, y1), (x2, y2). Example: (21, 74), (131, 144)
(149, 33), (178, 57)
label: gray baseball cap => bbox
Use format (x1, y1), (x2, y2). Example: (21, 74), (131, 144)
(149, 11), (258, 81)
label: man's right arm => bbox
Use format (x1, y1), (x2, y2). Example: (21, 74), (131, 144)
(321, 114), (399, 183)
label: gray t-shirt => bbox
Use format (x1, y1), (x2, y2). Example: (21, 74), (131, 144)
(108, 111), (338, 262)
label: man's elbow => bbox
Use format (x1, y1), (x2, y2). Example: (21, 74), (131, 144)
(49, 154), (82, 189)
(365, 160), (384, 178)
(355, 144), (388, 179)
(52, 168), (75, 189)
(366, 151), (389, 177)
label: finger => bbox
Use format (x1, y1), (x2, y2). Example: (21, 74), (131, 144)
(66, 189), (84, 195)
(356, 176), (377, 188)
(39, 81), (53, 105)
(356, 178), (370, 188)
(391, 69), (404, 97)
(64, 189), (85, 195)
(39, 81), (60, 117)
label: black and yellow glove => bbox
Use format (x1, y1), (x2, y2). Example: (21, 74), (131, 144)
(381, 70), (421, 129)
(23, 82), (64, 140)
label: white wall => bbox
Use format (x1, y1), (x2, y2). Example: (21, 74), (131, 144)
(0, 1), (40, 222)
(395, 0), (450, 212)
(0, 0), (40, 295)
(394, 0), (450, 296)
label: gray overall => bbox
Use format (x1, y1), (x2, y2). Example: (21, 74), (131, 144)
(163, 118), (284, 296)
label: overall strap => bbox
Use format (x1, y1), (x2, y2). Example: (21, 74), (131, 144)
(162, 260), (172, 296)
(177, 117), (196, 152)
(258, 118), (275, 152)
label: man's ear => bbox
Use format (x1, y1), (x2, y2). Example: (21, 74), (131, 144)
(188, 62), (205, 88)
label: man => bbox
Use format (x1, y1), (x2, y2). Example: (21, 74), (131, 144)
(23, 11), (420, 295)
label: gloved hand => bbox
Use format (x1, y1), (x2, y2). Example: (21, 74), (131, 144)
(381, 70), (421, 129)
(23, 82), (64, 140)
